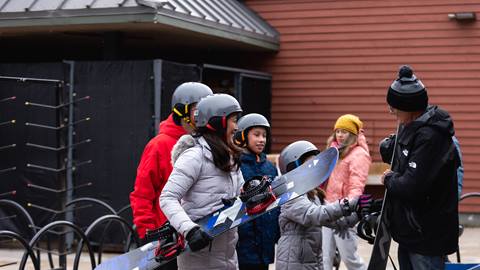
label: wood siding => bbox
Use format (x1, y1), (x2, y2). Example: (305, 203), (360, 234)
(245, 0), (480, 212)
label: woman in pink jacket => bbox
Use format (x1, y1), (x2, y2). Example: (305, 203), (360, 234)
(322, 114), (371, 270)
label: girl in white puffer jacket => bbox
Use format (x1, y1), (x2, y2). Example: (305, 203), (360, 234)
(160, 94), (244, 270)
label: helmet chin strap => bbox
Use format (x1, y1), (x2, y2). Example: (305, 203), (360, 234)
(183, 116), (195, 129)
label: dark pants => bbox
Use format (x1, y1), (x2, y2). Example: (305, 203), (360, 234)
(239, 263), (269, 270)
(398, 245), (445, 270)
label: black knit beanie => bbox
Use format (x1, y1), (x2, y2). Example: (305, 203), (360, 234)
(387, 65), (428, 112)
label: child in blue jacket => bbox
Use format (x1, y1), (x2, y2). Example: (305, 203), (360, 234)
(234, 113), (279, 270)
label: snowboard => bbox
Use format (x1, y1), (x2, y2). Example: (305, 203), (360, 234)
(366, 190), (391, 270)
(367, 129), (399, 270)
(95, 147), (339, 270)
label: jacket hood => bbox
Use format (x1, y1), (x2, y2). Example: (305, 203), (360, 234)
(399, 105), (454, 144)
(159, 114), (186, 139)
(171, 135), (213, 165)
(171, 134), (196, 165)
(356, 131), (369, 153)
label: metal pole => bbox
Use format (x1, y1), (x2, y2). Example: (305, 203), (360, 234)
(56, 78), (67, 268)
(153, 60), (162, 135)
(65, 61), (75, 253)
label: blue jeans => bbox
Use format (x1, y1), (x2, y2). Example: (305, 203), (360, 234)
(398, 245), (445, 270)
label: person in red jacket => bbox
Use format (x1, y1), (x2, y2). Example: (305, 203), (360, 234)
(130, 82), (213, 246)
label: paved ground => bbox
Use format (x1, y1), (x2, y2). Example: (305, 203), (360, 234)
(1, 228), (479, 270)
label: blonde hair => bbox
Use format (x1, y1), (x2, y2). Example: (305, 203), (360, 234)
(326, 131), (358, 159)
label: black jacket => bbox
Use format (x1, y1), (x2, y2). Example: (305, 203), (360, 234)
(381, 105), (459, 256)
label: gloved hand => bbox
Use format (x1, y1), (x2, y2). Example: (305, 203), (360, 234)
(333, 212), (359, 240)
(379, 134), (396, 164)
(143, 228), (159, 245)
(371, 198), (383, 213)
(185, 226), (211, 252)
(333, 217), (350, 240)
(357, 194), (373, 218)
(340, 194), (373, 217)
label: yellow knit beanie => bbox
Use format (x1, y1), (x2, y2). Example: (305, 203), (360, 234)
(334, 114), (363, 135)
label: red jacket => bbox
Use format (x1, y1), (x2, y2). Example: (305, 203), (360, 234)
(130, 114), (186, 239)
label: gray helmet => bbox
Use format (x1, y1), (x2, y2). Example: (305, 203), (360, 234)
(234, 113), (270, 147)
(171, 82), (213, 119)
(194, 94), (242, 130)
(278, 140), (320, 174)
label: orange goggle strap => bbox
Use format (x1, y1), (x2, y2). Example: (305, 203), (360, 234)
(234, 130), (245, 146)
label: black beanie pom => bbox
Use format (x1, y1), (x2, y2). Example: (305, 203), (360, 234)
(398, 65), (413, 78)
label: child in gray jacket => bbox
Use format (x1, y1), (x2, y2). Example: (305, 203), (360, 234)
(275, 140), (366, 270)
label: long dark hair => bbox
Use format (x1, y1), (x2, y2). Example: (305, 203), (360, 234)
(307, 187), (326, 204)
(195, 128), (242, 172)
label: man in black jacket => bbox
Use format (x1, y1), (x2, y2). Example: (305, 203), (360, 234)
(380, 65), (459, 270)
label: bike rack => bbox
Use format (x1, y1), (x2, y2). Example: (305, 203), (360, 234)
(73, 214), (139, 270)
(457, 192), (480, 263)
(0, 199), (38, 238)
(116, 204), (135, 252)
(0, 230), (39, 270)
(19, 220), (96, 270)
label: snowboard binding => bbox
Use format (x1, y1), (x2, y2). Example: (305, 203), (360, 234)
(240, 176), (276, 215)
(356, 198), (384, 244)
(152, 222), (186, 262)
(357, 212), (379, 244)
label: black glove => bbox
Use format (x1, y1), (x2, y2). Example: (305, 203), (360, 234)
(371, 198), (383, 213)
(143, 226), (162, 245)
(379, 134), (396, 164)
(185, 226), (211, 252)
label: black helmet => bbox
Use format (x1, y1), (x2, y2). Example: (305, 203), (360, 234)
(171, 82), (213, 124)
(234, 113), (270, 147)
(278, 140), (320, 174)
(194, 94), (242, 133)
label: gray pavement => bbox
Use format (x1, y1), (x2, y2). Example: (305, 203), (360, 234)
(1, 228), (479, 270)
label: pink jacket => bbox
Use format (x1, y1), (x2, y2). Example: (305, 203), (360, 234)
(325, 132), (371, 203)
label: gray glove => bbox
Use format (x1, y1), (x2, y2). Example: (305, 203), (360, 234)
(333, 218), (350, 240)
(333, 213), (359, 240)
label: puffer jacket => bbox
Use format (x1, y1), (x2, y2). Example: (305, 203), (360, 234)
(381, 105), (459, 256)
(237, 152), (279, 265)
(160, 134), (244, 270)
(276, 194), (346, 270)
(129, 114), (186, 239)
(325, 132), (371, 202)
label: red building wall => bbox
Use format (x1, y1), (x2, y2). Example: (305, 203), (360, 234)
(245, 0), (480, 212)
